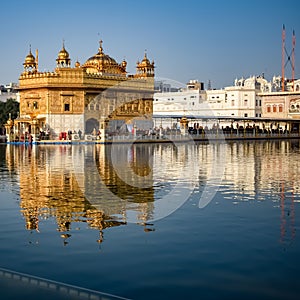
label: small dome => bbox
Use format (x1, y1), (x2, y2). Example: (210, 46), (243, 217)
(135, 51), (155, 78)
(137, 52), (154, 68)
(121, 59), (127, 68)
(57, 42), (70, 60)
(58, 47), (69, 60)
(56, 41), (71, 68)
(24, 49), (35, 65)
(75, 60), (81, 68)
(6, 118), (13, 126)
(23, 46), (37, 73)
(139, 53), (151, 67)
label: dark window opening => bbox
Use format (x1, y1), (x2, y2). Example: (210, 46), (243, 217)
(64, 103), (70, 111)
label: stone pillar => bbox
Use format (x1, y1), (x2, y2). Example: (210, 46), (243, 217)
(5, 118), (14, 143)
(99, 119), (106, 142)
(159, 125), (163, 138)
(133, 123), (137, 138)
(31, 118), (39, 143)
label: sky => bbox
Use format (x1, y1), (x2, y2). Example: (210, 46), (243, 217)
(0, 0), (299, 89)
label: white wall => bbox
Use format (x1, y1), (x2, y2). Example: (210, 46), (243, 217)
(47, 114), (84, 137)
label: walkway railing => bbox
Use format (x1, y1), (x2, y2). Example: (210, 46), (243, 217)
(104, 131), (300, 144)
(4, 131), (300, 145)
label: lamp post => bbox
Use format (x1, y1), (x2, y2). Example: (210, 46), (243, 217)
(5, 113), (14, 143)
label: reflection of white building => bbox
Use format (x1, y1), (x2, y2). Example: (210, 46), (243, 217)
(222, 142), (256, 197)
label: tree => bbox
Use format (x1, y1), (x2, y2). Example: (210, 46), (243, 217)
(0, 98), (19, 134)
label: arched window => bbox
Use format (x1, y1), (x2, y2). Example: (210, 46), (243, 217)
(64, 103), (70, 111)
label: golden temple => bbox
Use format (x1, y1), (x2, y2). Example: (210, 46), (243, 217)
(6, 40), (155, 142)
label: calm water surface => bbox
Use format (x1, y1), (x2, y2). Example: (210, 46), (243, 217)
(0, 140), (300, 300)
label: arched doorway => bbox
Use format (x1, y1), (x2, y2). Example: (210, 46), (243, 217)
(85, 118), (99, 134)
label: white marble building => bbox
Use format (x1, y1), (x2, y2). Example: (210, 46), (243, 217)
(154, 76), (273, 121)
(153, 80), (206, 117)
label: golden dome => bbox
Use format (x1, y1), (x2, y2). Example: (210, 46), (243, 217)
(85, 40), (116, 65)
(135, 51), (155, 78)
(75, 60), (81, 68)
(58, 46), (69, 60)
(121, 59), (127, 68)
(6, 118), (13, 126)
(82, 40), (126, 75)
(137, 52), (154, 68)
(23, 48), (36, 65)
(57, 41), (70, 60)
(140, 53), (150, 66)
(56, 41), (71, 67)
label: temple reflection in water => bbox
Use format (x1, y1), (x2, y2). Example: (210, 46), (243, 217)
(4, 139), (300, 245)
(5, 143), (157, 242)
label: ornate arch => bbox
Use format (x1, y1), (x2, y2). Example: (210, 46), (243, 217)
(289, 98), (300, 112)
(85, 118), (99, 134)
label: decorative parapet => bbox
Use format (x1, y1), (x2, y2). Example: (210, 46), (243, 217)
(18, 68), (154, 92)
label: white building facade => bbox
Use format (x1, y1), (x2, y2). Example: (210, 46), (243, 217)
(154, 76), (272, 120)
(153, 80), (206, 117)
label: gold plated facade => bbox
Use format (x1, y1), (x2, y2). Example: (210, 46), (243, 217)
(13, 40), (155, 141)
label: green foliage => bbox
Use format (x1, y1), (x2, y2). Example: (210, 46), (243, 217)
(0, 98), (19, 127)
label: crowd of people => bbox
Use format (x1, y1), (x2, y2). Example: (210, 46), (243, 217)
(5, 121), (297, 144)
